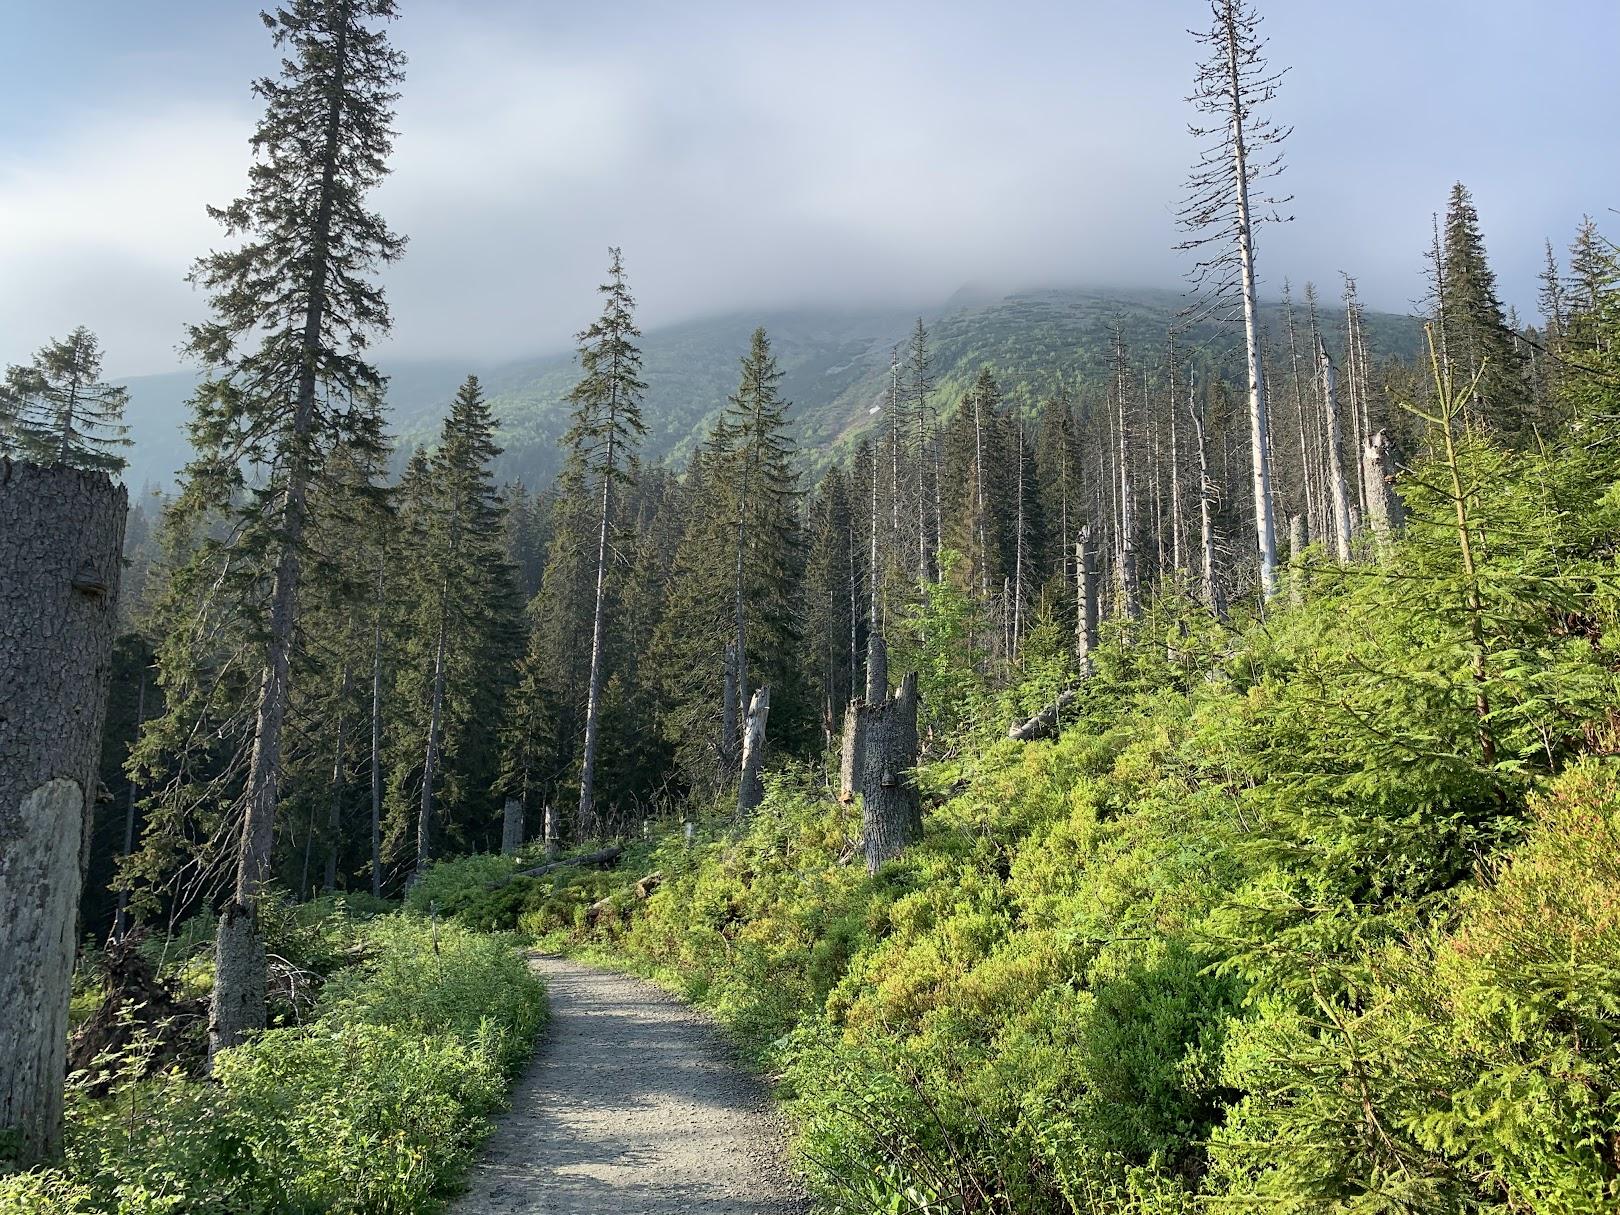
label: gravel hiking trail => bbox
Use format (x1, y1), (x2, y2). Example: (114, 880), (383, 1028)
(451, 954), (811, 1215)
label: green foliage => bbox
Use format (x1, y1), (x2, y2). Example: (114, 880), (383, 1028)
(525, 397), (1620, 1213)
(1, 916), (545, 1214)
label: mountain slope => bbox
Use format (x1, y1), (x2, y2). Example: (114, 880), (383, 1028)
(116, 286), (1424, 492)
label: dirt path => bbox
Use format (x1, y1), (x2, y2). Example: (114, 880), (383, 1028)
(452, 955), (811, 1215)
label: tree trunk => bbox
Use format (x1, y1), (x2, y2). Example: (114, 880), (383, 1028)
(0, 458), (126, 1163)
(1115, 356), (1140, 621)
(720, 642), (740, 776)
(369, 576), (384, 900)
(1315, 333), (1354, 564)
(324, 664), (349, 893)
(1075, 526), (1098, 666)
(737, 686), (771, 816)
(502, 796), (525, 855)
(577, 442), (615, 827)
(1190, 403), (1225, 620)
(543, 803), (560, 859)
(1287, 513), (1308, 608)
(214, 11), (351, 1061)
(860, 672), (920, 875)
(1008, 690), (1079, 742)
(864, 630), (888, 704)
(114, 667), (147, 941)
(416, 590), (450, 878)
(1362, 429), (1405, 560)
(838, 702), (863, 804)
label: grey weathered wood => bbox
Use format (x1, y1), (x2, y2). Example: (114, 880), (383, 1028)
(502, 797), (525, 855)
(860, 672), (920, 875)
(1362, 429), (1406, 560)
(1189, 401), (1225, 620)
(1075, 526), (1098, 666)
(542, 803), (560, 859)
(1008, 689), (1079, 743)
(489, 844), (624, 889)
(837, 701), (863, 804)
(864, 631), (888, 704)
(0, 457), (126, 1163)
(736, 686), (771, 817)
(324, 664), (349, 893)
(1287, 513), (1308, 608)
(1315, 332), (1354, 564)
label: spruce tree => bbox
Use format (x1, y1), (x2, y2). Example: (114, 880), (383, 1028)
(401, 376), (521, 875)
(3, 327), (131, 472)
(1440, 182), (1528, 436)
(565, 249), (647, 825)
(149, 0), (404, 1058)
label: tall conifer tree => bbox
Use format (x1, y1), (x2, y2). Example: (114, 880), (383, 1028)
(151, 0), (404, 1057)
(565, 249), (647, 825)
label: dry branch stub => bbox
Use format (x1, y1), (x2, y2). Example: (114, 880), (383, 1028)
(0, 458), (127, 1163)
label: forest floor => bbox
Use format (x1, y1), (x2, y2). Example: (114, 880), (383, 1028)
(451, 954), (811, 1215)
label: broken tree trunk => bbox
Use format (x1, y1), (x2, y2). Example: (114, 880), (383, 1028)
(865, 630), (888, 703)
(1288, 514), (1308, 608)
(488, 844), (624, 889)
(737, 686), (771, 816)
(838, 701), (863, 804)
(1008, 690), (1079, 743)
(860, 671), (920, 875)
(1075, 526), (1098, 667)
(542, 803), (560, 859)
(501, 796), (525, 855)
(0, 458), (127, 1164)
(1315, 333), (1354, 564)
(1362, 429), (1406, 560)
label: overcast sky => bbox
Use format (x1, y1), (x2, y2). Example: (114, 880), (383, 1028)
(2, 0), (1616, 376)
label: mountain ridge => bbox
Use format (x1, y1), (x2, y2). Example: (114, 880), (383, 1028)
(115, 285), (1424, 493)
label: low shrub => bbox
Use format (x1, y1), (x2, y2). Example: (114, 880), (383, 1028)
(0, 915), (546, 1214)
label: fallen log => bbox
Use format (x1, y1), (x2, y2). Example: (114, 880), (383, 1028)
(1007, 689), (1079, 743)
(487, 844), (624, 889)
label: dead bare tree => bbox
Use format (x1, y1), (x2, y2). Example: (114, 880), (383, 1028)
(1178, 0), (1292, 600)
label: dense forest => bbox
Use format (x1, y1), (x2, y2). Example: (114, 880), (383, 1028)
(3, 0), (1619, 1211)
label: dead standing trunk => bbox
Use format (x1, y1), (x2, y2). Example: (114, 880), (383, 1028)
(501, 797), (525, 855)
(737, 686), (771, 816)
(1315, 333), (1354, 564)
(1190, 401), (1225, 620)
(1075, 526), (1099, 666)
(860, 671), (920, 875)
(0, 458), (126, 1163)
(1362, 429), (1405, 560)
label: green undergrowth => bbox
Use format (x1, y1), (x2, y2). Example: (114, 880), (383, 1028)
(2, 909), (547, 1215)
(414, 418), (1620, 1212)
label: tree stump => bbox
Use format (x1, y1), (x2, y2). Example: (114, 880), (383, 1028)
(737, 685), (771, 816)
(1075, 526), (1098, 667)
(501, 796), (525, 855)
(1362, 429), (1406, 560)
(0, 458), (127, 1163)
(860, 672), (920, 875)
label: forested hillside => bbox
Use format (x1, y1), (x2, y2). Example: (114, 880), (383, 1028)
(115, 286), (1426, 493)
